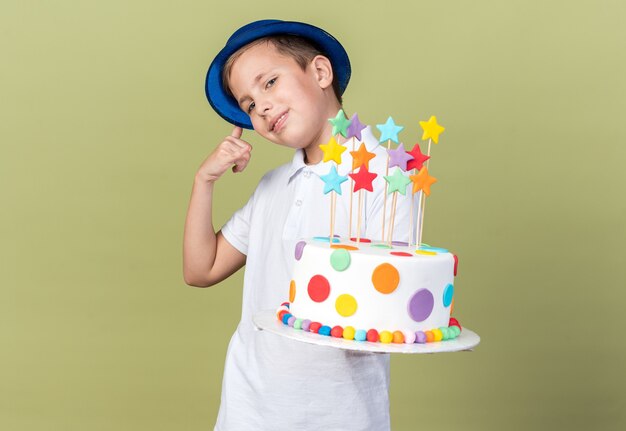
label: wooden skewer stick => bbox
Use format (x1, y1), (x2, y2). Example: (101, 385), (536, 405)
(381, 139), (391, 241)
(356, 189), (363, 243)
(348, 137), (356, 239)
(387, 191), (398, 246)
(329, 191), (335, 245)
(409, 168), (416, 246)
(417, 139), (432, 247)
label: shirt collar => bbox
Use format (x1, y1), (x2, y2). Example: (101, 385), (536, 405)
(286, 125), (380, 183)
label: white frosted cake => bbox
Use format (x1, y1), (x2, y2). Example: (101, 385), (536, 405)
(277, 237), (461, 344)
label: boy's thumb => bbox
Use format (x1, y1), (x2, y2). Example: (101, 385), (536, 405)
(231, 126), (243, 139)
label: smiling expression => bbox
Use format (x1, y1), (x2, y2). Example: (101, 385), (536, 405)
(227, 41), (341, 161)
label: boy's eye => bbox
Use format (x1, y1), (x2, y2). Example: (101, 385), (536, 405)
(266, 78), (276, 88)
(247, 101), (255, 113)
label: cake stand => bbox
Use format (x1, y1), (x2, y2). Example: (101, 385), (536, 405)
(253, 310), (480, 354)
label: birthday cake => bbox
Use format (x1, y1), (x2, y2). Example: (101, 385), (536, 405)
(276, 112), (463, 345)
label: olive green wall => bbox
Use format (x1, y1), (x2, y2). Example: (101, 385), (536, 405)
(2, 1), (624, 430)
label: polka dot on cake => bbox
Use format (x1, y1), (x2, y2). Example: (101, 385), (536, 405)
(350, 237), (371, 243)
(289, 280), (296, 303)
(335, 294), (358, 317)
(331, 244), (359, 251)
(391, 241), (409, 247)
(294, 241), (306, 260)
(330, 248), (351, 271)
(443, 283), (454, 307)
(407, 288), (434, 322)
(372, 263), (400, 294)
(390, 251), (413, 257)
(308, 275), (330, 302)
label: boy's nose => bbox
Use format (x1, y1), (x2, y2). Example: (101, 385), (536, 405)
(256, 98), (272, 116)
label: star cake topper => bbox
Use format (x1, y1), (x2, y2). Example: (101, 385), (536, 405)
(384, 169), (412, 195)
(419, 116), (445, 144)
(387, 143), (413, 171)
(349, 165), (378, 192)
(410, 166), (437, 196)
(319, 136), (347, 164)
(350, 142), (376, 170)
(328, 109), (351, 137)
(346, 113), (367, 141)
(320, 165), (348, 195)
(406, 143), (431, 171)
(376, 116), (404, 144)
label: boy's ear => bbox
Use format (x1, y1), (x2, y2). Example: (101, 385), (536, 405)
(311, 55), (334, 90)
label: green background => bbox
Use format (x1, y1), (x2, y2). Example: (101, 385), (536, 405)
(2, 0), (625, 429)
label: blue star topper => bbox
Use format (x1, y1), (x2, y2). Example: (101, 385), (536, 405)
(376, 116), (404, 144)
(320, 165), (349, 195)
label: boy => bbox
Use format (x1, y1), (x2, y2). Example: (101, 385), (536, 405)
(183, 20), (412, 430)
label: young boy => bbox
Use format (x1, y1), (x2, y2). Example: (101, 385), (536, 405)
(183, 20), (412, 430)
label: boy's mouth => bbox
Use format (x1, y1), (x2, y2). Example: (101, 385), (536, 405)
(270, 111), (288, 133)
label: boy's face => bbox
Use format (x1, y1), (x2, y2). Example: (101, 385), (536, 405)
(228, 42), (337, 152)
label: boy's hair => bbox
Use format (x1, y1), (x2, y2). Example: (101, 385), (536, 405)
(222, 35), (343, 105)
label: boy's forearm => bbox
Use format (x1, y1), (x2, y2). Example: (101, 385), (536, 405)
(183, 175), (218, 286)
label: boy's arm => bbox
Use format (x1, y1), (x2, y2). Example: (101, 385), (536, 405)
(183, 127), (251, 287)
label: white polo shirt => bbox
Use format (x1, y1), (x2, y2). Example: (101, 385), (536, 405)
(217, 126), (414, 431)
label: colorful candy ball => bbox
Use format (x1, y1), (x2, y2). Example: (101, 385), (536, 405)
(379, 331), (393, 344)
(309, 322), (322, 333)
(366, 329), (379, 342)
(343, 326), (356, 340)
(415, 331), (427, 343)
(402, 330), (416, 344)
(331, 326), (344, 338)
(449, 317), (461, 330)
(392, 331), (405, 344)
(355, 329), (367, 341)
(319, 325), (332, 336)
(277, 309), (289, 321)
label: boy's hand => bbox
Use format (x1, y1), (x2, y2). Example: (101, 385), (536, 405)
(196, 127), (252, 183)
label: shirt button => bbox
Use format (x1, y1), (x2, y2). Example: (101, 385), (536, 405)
(303, 171), (311, 178)
(295, 200), (303, 206)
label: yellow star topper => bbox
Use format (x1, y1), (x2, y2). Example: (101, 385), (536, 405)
(319, 136), (346, 164)
(419, 116), (445, 144)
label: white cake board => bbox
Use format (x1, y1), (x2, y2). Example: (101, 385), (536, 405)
(253, 310), (480, 354)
